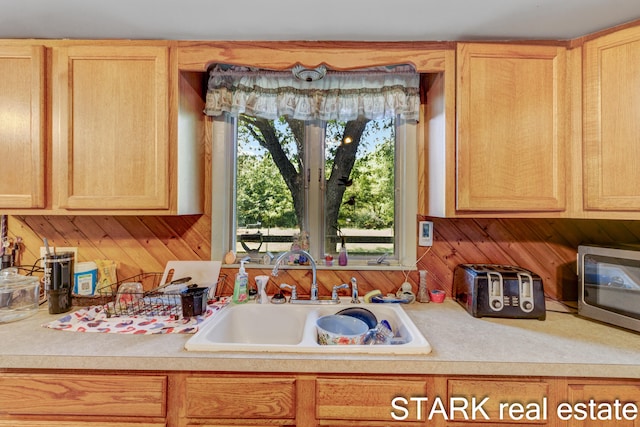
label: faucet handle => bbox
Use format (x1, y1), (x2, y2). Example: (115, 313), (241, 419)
(331, 283), (349, 301)
(280, 283), (297, 301)
(350, 277), (360, 304)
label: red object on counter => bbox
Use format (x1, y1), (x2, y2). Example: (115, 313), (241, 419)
(429, 289), (446, 303)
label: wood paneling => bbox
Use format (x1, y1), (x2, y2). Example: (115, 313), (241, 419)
(8, 214), (640, 301)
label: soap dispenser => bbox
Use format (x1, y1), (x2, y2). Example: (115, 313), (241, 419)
(232, 257), (250, 304)
(338, 237), (348, 266)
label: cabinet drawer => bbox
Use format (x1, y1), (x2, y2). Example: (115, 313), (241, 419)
(184, 377), (296, 419)
(0, 422), (165, 427)
(317, 377), (428, 421)
(0, 373), (167, 417)
(448, 379), (549, 424)
(566, 382), (640, 427)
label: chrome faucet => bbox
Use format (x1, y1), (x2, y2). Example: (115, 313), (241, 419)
(271, 249), (319, 302)
(350, 277), (360, 303)
(332, 283), (349, 301)
(331, 278), (360, 303)
(279, 283), (298, 301)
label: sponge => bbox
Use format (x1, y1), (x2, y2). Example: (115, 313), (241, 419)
(363, 289), (382, 303)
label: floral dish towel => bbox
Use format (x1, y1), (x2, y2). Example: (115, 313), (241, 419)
(43, 297), (230, 334)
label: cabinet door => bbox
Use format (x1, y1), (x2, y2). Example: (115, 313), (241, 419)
(583, 26), (640, 212)
(183, 376), (296, 420)
(566, 382), (640, 427)
(447, 378), (550, 424)
(0, 45), (45, 208)
(456, 43), (567, 212)
(0, 422), (165, 427)
(0, 373), (167, 417)
(316, 377), (427, 424)
(52, 45), (170, 210)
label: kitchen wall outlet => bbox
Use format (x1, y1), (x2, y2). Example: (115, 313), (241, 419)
(418, 221), (433, 247)
(40, 247), (78, 268)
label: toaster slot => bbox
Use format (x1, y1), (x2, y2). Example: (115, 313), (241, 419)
(487, 272), (504, 311)
(518, 272), (535, 313)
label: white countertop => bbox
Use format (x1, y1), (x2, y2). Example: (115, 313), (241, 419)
(1, 299), (639, 378)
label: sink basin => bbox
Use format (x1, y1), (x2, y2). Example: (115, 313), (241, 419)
(185, 299), (431, 354)
(186, 303), (310, 350)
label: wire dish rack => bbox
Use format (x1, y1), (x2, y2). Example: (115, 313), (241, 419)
(73, 272), (226, 319)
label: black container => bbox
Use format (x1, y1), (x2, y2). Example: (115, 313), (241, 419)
(44, 252), (74, 315)
(48, 287), (72, 314)
(181, 286), (209, 317)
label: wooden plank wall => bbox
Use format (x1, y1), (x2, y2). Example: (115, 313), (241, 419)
(8, 214), (640, 301)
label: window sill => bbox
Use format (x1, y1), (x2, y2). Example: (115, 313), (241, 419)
(222, 263), (416, 272)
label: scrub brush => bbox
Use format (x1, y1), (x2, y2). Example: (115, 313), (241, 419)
(363, 289), (382, 303)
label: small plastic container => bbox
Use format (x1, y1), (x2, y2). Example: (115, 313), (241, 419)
(181, 286), (209, 317)
(74, 261), (98, 295)
(429, 289), (446, 303)
(0, 268), (40, 323)
(115, 282), (144, 307)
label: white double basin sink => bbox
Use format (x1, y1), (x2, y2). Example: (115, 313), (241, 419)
(185, 299), (431, 355)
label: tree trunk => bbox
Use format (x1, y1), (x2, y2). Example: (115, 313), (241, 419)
(245, 116), (305, 230)
(241, 114), (370, 253)
(324, 117), (370, 252)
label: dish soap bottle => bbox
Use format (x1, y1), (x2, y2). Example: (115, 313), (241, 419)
(232, 258), (249, 304)
(338, 237), (348, 266)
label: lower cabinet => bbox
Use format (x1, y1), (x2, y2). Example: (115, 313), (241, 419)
(563, 379), (640, 427)
(180, 374), (298, 426)
(0, 372), (167, 426)
(0, 423), (165, 427)
(316, 377), (429, 426)
(1, 370), (638, 427)
(440, 377), (554, 426)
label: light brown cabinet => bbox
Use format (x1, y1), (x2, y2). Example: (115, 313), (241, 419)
(564, 379), (640, 427)
(0, 45), (46, 209)
(0, 41), (203, 215)
(455, 43), (568, 213)
(181, 375), (297, 425)
(0, 372), (167, 426)
(0, 423), (165, 427)
(1, 370), (638, 427)
(52, 45), (176, 213)
(583, 25), (640, 216)
(443, 377), (553, 425)
(316, 377), (428, 425)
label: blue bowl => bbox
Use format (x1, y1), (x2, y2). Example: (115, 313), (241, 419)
(336, 307), (378, 329)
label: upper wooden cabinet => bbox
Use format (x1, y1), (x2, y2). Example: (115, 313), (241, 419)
(0, 42), (206, 215)
(583, 26), (640, 214)
(0, 45), (46, 208)
(455, 43), (568, 213)
(52, 45), (175, 212)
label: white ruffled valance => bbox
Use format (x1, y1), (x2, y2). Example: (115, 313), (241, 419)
(205, 65), (420, 121)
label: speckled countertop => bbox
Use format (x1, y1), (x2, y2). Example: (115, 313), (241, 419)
(1, 300), (639, 378)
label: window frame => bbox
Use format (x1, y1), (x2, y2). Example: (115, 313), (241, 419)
(210, 114), (417, 269)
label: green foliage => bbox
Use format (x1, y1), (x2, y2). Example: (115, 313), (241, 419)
(236, 117), (395, 231)
(236, 152), (297, 228)
(339, 136), (395, 229)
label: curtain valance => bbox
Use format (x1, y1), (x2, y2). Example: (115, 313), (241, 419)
(204, 64), (420, 121)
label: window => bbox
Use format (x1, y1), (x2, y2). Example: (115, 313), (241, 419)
(208, 65), (419, 267)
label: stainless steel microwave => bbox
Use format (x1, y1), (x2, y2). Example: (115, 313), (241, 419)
(578, 244), (640, 333)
